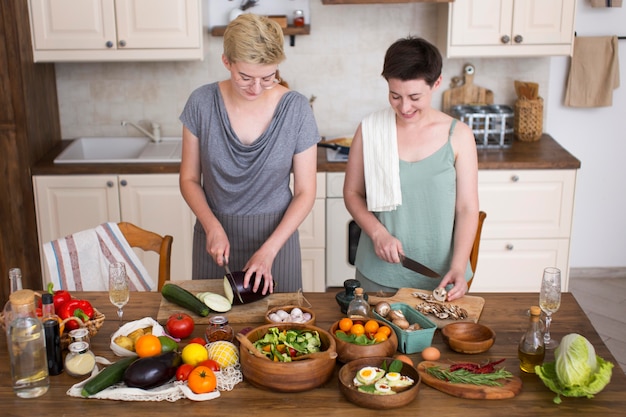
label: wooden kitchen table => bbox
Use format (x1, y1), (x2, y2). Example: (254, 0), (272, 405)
(0, 291), (624, 417)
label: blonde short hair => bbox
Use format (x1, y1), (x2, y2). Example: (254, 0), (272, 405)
(223, 14), (285, 65)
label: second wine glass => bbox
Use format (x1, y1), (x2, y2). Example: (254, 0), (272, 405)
(539, 267), (561, 349)
(108, 262), (130, 327)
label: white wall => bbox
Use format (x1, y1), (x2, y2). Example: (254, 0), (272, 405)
(546, 0), (626, 267)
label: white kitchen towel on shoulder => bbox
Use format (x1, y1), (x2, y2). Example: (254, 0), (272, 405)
(565, 36), (620, 107)
(43, 222), (155, 291)
(361, 107), (402, 212)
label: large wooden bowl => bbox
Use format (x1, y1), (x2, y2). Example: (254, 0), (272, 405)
(239, 323), (337, 392)
(441, 322), (495, 354)
(329, 319), (398, 363)
(338, 356), (421, 409)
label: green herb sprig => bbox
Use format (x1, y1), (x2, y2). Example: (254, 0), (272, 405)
(426, 366), (513, 386)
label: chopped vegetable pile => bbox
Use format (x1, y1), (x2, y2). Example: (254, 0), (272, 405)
(253, 327), (322, 362)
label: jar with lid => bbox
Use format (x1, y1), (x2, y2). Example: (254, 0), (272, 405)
(68, 328), (91, 345)
(347, 287), (371, 320)
(205, 315), (234, 343)
(293, 10), (305, 27)
(518, 305), (545, 373)
(65, 341), (96, 378)
(7, 289), (50, 398)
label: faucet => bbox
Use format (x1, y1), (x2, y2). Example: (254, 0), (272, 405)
(121, 120), (161, 143)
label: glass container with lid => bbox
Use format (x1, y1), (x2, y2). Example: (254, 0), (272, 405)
(205, 315), (234, 343)
(64, 341), (96, 378)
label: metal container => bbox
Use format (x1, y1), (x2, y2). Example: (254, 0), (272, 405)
(450, 104), (514, 148)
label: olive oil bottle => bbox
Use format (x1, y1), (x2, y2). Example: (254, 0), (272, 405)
(518, 305), (545, 373)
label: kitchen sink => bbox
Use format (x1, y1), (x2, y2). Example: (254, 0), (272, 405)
(54, 136), (182, 164)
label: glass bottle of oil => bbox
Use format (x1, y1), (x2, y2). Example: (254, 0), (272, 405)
(518, 305), (545, 373)
(347, 287), (370, 320)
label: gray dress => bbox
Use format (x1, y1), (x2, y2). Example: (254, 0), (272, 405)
(179, 83), (320, 292)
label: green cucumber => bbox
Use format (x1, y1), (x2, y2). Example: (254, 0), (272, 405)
(161, 283), (210, 317)
(81, 356), (136, 397)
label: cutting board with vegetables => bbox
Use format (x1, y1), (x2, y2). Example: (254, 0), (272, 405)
(442, 64), (494, 114)
(367, 288), (485, 329)
(157, 280), (306, 324)
(417, 361), (523, 399)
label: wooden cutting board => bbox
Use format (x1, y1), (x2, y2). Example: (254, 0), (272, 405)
(156, 280), (307, 324)
(367, 288), (485, 329)
(417, 361), (523, 399)
(442, 64), (494, 114)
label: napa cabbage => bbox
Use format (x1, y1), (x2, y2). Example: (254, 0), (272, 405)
(535, 333), (614, 404)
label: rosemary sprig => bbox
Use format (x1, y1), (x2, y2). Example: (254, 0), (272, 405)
(425, 366), (513, 386)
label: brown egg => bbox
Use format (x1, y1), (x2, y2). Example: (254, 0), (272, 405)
(421, 346), (441, 361)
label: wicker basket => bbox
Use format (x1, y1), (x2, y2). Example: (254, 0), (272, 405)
(514, 96), (543, 142)
(60, 308), (105, 350)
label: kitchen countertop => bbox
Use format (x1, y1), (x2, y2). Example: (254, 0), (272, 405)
(32, 134), (580, 176)
(0, 289), (622, 415)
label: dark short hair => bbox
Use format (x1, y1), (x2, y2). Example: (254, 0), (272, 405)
(381, 36), (442, 87)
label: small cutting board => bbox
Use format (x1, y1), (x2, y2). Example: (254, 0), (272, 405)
(442, 64), (493, 114)
(157, 280), (306, 325)
(417, 361), (523, 399)
(367, 288), (485, 329)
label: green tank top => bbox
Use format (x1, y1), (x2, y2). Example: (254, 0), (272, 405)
(355, 120), (472, 290)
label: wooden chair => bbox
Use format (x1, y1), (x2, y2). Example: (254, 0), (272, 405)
(467, 211), (487, 291)
(118, 222), (173, 291)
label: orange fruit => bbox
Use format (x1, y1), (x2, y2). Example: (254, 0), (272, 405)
(338, 317), (353, 332)
(373, 332), (388, 343)
(350, 323), (365, 337)
(135, 334), (162, 358)
(364, 320), (380, 335)
(377, 325), (392, 337)
(394, 354), (414, 367)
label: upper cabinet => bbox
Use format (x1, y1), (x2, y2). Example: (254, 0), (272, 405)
(28, 0), (203, 62)
(438, 0), (576, 58)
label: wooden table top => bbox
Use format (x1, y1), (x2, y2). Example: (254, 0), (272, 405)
(1, 291), (623, 416)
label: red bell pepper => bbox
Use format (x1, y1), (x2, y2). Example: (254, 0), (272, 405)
(58, 298), (94, 331)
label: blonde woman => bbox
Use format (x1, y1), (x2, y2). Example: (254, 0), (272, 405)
(179, 14), (319, 293)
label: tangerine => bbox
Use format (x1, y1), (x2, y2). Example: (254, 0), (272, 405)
(373, 332), (388, 343)
(364, 320), (380, 335)
(350, 323), (365, 337)
(135, 334), (162, 358)
(338, 317), (353, 332)
(377, 325), (392, 337)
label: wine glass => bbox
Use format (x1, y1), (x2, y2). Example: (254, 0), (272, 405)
(539, 267), (561, 349)
(108, 262), (130, 327)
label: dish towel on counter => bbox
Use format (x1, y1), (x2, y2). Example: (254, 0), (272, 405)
(361, 107), (402, 212)
(590, 0), (622, 7)
(565, 36), (620, 107)
(43, 222), (155, 291)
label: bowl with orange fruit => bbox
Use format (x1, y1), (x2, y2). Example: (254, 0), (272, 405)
(329, 317), (399, 363)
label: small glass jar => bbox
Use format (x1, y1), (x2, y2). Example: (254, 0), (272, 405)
(68, 328), (90, 345)
(205, 315), (234, 343)
(64, 341), (96, 378)
(293, 10), (305, 27)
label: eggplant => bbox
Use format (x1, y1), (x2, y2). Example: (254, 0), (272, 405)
(224, 271), (272, 305)
(123, 351), (181, 390)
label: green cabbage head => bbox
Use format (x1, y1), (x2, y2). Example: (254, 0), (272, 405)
(536, 333), (614, 404)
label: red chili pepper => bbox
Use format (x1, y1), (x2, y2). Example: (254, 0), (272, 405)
(58, 299), (92, 331)
(450, 359), (506, 374)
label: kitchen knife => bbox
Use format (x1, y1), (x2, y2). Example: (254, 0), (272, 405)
(400, 254), (441, 278)
(224, 262), (244, 304)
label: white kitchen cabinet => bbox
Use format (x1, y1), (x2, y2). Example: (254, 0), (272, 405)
(28, 0), (203, 62)
(471, 169), (577, 292)
(438, 0), (576, 57)
(33, 174), (194, 286)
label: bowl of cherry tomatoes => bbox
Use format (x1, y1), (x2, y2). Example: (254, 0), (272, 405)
(329, 318), (398, 363)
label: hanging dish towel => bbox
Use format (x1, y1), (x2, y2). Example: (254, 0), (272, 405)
(43, 222), (155, 291)
(590, 0), (622, 7)
(361, 107), (402, 212)
(565, 36), (620, 107)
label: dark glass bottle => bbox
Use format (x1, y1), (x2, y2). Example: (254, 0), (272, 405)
(41, 293), (63, 376)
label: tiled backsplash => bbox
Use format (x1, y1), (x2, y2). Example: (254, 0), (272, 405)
(56, 2), (550, 140)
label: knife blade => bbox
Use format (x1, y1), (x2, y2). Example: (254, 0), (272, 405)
(400, 254), (441, 278)
(224, 262), (244, 304)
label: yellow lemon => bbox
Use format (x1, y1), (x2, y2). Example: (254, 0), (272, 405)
(206, 341), (239, 368)
(181, 343), (209, 366)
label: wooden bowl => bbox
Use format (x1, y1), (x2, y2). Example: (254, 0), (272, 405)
(338, 356), (421, 409)
(441, 322), (496, 354)
(265, 305), (316, 326)
(239, 323), (337, 392)
(329, 319), (398, 363)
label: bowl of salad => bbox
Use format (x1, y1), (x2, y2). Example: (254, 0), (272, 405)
(237, 323), (337, 392)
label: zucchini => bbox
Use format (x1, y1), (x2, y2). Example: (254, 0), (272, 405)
(161, 283), (210, 317)
(81, 356), (136, 397)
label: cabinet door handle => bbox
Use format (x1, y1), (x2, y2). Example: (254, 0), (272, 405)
(120, 179), (128, 187)
(506, 243), (514, 251)
(106, 180), (114, 188)
(510, 175), (519, 182)
(514, 35), (523, 44)
(105, 41), (113, 48)
(500, 35), (510, 44)
(119, 40), (127, 47)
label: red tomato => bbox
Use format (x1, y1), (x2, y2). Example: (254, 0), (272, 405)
(188, 337), (206, 346)
(197, 359), (220, 372)
(166, 313), (195, 339)
(175, 364), (195, 381)
(187, 366), (217, 394)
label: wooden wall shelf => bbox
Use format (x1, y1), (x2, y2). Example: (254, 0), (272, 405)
(211, 25), (310, 46)
(321, 0), (452, 4)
